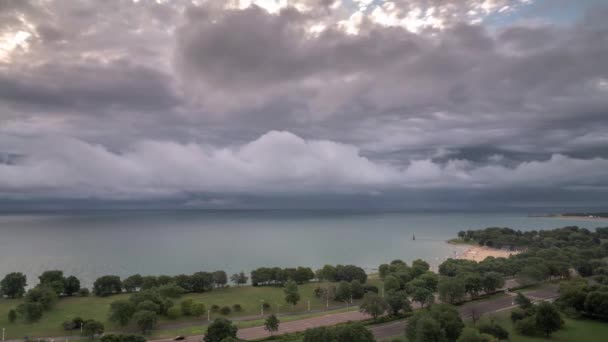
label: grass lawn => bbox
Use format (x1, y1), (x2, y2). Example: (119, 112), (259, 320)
(0, 281), (382, 339)
(482, 309), (608, 342)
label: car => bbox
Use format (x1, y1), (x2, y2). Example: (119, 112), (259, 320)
(173, 336), (185, 341)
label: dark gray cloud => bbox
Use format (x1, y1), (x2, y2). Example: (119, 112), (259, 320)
(1, 0), (608, 206)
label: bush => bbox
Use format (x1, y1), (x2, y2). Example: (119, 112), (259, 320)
(510, 308), (526, 322)
(232, 304), (243, 312)
(79, 288), (90, 297)
(478, 321), (509, 340)
(263, 302), (271, 309)
(515, 316), (538, 336)
(167, 306), (180, 319)
(8, 309), (17, 323)
(204, 318), (238, 342)
(211, 304), (220, 312)
(101, 334), (146, 342)
(363, 284), (379, 294)
(220, 306), (231, 315)
(181, 299), (194, 316)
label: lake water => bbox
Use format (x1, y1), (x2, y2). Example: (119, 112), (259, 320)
(0, 210), (602, 287)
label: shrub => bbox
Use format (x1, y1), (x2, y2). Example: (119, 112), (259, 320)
(8, 309), (17, 323)
(220, 306), (231, 315)
(510, 308), (526, 322)
(363, 284), (379, 294)
(211, 304), (220, 312)
(204, 318), (238, 342)
(232, 304), (243, 312)
(167, 306), (180, 319)
(181, 299), (194, 316)
(263, 302), (271, 309)
(79, 288), (90, 297)
(515, 316), (538, 336)
(101, 334), (146, 342)
(478, 321), (509, 340)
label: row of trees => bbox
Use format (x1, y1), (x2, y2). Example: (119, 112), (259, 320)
(250, 266), (315, 286)
(556, 277), (608, 321)
(1, 270), (82, 299)
(315, 264), (368, 283)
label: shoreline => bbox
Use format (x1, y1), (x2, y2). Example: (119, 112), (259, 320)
(552, 215), (608, 221)
(451, 243), (519, 262)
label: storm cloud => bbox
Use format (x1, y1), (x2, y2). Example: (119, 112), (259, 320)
(1, 0), (607, 207)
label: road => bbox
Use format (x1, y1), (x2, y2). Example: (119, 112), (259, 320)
(152, 286), (558, 342)
(371, 286), (559, 340)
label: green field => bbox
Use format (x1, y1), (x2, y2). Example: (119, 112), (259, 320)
(485, 310), (608, 342)
(0, 280), (382, 339)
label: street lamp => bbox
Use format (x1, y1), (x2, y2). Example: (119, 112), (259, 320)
(208, 309), (211, 322)
(2, 327), (5, 341)
(275, 303), (281, 316)
(307, 299), (311, 312)
(260, 300), (265, 316)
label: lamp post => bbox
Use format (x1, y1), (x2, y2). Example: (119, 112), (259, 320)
(208, 309), (211, 322)
(2, 327), (5, 341)
(307, 299), (311, 312)
(260, 300), (265, 316)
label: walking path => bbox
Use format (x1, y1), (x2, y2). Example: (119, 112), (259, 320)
(371, 286), (559, 340)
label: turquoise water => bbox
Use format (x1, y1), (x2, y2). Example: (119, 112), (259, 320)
(0, 210), (602, 287)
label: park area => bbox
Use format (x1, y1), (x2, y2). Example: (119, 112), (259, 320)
(0, 281), (380, 339)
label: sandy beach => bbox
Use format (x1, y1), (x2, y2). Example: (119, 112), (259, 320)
(457, 245), (519, 262)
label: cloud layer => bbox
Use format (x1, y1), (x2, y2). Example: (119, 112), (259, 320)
(1, 0), (608, 206)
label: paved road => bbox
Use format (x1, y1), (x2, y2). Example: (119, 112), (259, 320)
(152, 310), (370, 342)
(371, 286), (559, 341)
(238, 311), (369, 340)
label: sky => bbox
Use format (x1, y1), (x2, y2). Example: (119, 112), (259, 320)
(0, 0), (607, 210)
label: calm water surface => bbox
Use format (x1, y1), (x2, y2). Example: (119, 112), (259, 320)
(0, 210), (601, 286)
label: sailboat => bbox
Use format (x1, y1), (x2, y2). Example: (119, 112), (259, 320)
(412, 233), (416, 240)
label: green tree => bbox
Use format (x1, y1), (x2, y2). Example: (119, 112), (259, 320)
(438, 277), (466, 304)
(384, 275), (401, 293)
(82, 320), (105, 339)
(409, 315), (443, 342)
(1, 272), (27, 298)
(24, 286), (58, 310)
(158, 283), (186, 298)
(123, 274), (143, 292)
(359, 292), (388, 321)
(133, 310), (157, 334)
(93, 275), (122, 297)
(303, 326), (335, 342)
(456, 327), (493, 342)
(535, 302), (562, 337)
(109, 300), (136, 326)
(264, 314), (280, 335)
(181, 298), (194, 315)
(335, 280), (352, 302)
(412, 287), (434, 308)
(39, 270), (65, 295)
(515, 292), (533, 310)
(350, 280), (365, 299)
(192, 303), (206, 318)
(386, 290), (411, 315)
(334, 322), (375, 342)
(284, 280), (301, 306)
(481, 272), (504, 294)
(8, 309), (17, 323)
(212, 271), (228, 288)
(17, 302), (43, 322)
(204, 318), (238, 342)
(407, 304), (464, 342)
(137, 299), (161, 314)
(230, 272), (248, 286)
(412, 259), (431, 277)
(64, 275), (81, 296)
